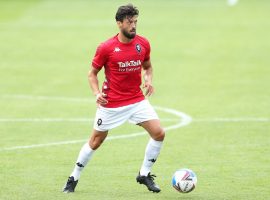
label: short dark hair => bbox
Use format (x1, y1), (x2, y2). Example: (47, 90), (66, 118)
(115, 4), (139, 22)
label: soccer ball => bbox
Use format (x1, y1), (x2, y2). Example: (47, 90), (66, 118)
(172, 168), (197, 193)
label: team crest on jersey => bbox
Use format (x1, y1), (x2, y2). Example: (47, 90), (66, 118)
(135, 44), (141, 53)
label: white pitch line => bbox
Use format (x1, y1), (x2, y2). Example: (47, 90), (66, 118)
(193, 118), (270, 122)
(0, 118), (180, 123)
(154, 106), (192, 130)
(1, 117), (268, 123)
(1, 94), (95, 103)
(0, 106), (192, 151)
(0, 139), (87, 151)
(0, 118), (93, 122)
(2, 93), (268, 152)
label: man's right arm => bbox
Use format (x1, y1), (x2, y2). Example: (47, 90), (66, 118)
(88, 67), (108, 105)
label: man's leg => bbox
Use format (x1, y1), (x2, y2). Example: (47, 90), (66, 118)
(136, 119), (165, 193)
(63, 130), (108, 193)
(139, 119), (165, 175)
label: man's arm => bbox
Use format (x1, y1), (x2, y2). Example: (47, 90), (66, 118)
(88, 67), (108, 105)
(142, 60), (154, 97)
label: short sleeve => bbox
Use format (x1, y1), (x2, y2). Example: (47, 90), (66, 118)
(144, 40), (151, 62)
(92, 43), (108, 69)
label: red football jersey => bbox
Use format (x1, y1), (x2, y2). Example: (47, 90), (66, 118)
(92, 34), (151, 108)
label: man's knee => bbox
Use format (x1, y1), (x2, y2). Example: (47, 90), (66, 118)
(89, 139), (102, 150)
(152, 128), (165, 141)
(89, 131), (107, 150)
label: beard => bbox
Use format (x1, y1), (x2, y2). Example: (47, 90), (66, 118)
(122, 28), (136, 39)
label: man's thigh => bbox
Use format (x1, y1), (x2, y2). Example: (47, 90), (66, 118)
(93, 106), (130, 131)
(129, 100), (159, 125)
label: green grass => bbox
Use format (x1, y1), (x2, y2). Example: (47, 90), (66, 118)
(0, 0), (270, 199)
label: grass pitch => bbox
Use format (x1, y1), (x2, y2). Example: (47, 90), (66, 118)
(0, 0), (270, 199)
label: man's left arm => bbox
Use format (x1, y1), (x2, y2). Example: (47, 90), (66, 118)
(142, 60), (154, 97)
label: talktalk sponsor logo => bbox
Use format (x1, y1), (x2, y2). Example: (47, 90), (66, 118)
(117, 60), (141, 68)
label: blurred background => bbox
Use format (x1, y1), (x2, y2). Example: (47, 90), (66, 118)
(1, 0), (269, 114)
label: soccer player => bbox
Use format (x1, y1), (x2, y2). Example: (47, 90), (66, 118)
(63, 4), (165, 193)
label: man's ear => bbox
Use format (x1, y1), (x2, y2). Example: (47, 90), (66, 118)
(117, 21), (122, 27)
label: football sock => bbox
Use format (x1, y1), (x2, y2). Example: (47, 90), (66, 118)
(140, 138), (163, 176)
(70, 143), (95, 181)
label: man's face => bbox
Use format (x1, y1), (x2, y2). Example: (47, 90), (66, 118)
(118, 16), (138, 39)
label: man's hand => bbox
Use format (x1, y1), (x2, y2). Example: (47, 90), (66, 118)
(96, 93), (108, 105)
(143, 83), (154, 97)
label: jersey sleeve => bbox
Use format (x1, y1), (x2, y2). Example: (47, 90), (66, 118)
(92, 43), (108, 69)
(144, 39), (151, 62)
